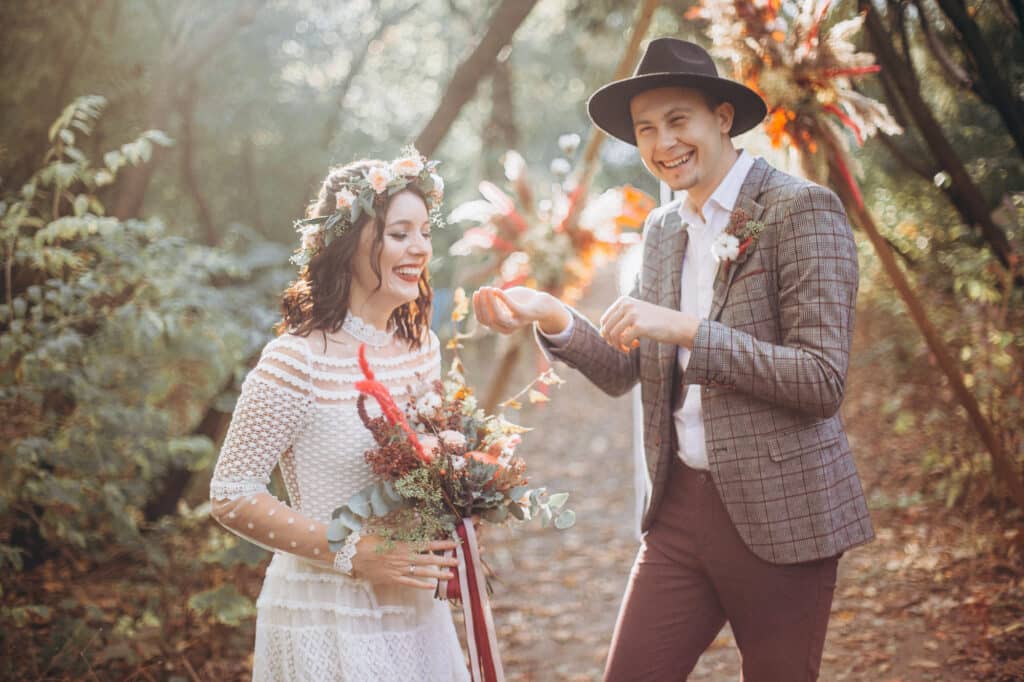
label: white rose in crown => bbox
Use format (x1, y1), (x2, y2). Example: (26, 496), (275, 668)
(366, 166), (393, 194)
(391, 155), (424, 177)
(335, 188), (356, 211)
(711, 233), (741, 263)
(429, 172), (444, 201)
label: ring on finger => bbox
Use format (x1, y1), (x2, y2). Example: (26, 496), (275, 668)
(408, 564), (415, 575)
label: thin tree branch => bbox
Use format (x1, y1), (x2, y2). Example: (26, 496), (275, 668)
(877, 130), (938, 181)
(320, 4), (416, 150)
(932, 0), (1024, 158)
(860, 0), (1016, 268)
(912, 0), (974, 91)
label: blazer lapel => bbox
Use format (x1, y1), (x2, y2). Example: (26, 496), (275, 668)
(658, 208), (687, 375)
(709, 158), (770, 321)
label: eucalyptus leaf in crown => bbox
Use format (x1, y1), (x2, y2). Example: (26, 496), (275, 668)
(290, 146), (446, 267)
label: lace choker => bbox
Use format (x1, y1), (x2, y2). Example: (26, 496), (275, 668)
(341, 313), (393, 348)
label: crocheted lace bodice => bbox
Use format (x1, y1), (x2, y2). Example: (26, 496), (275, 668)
(209, 327), (441, 571)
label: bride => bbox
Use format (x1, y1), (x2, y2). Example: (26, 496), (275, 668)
(209, 151), (470, 680)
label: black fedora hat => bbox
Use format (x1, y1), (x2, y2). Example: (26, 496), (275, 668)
(588, 38), (767, 146)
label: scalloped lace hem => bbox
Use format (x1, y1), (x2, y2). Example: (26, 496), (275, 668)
(332, 530), (360, 576)
(264, 563), (369, 588)
(256, 597), (412, 619)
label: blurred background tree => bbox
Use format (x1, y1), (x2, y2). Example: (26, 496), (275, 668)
(1, 0), (1020, 677)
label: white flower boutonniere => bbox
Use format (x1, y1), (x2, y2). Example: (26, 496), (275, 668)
(711, 233), (741, 263)
(711, 208), (766, 273)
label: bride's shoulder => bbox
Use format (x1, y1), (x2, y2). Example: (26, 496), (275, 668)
(424, 328), (440, 350)
(262, 331), (315, 359)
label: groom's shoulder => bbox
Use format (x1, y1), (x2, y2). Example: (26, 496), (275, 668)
(641, 198), (681, 233)
(759, 162), (843, 212)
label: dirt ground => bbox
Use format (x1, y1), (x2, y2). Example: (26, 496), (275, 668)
(465, 268), (1024, 682)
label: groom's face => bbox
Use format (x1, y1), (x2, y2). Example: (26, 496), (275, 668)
(630, 86), (735, 196)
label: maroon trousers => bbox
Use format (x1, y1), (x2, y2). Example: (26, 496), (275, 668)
(604, 456), (839, 682)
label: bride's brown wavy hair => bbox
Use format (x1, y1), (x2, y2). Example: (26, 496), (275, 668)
(277, 159), (432, 349)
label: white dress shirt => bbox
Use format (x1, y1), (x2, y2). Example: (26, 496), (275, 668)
(541, 150), (756, 471)
(673, 150), (755, 469)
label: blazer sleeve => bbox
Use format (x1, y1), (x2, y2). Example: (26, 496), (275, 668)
(685, 185), (858, 418)
(533, 205), (668, 398)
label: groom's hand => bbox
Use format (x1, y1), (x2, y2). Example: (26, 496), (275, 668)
(599, 296), (700, 352)
(472, 286), (570, 335)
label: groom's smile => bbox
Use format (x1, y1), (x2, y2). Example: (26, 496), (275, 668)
(630, 86), (738, 209)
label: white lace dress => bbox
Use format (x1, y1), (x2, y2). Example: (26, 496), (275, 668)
(209, 325), (469, 681)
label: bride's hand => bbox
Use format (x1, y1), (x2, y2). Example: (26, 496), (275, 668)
(472, 286), (569, 335)
(350, 535), (460, 590)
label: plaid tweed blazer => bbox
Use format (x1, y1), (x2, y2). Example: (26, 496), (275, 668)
(538, 157), (874, 564)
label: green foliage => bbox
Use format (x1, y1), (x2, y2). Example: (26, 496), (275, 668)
(188, 584), (256, 627)
(0, 97), (290, 628)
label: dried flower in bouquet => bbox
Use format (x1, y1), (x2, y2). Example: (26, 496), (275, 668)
(326, 318), (573, 554)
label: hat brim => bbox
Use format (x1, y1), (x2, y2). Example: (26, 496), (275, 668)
(587, 73), (768, 145)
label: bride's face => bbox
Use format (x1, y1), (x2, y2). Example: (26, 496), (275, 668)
(349, 190), (432, 317)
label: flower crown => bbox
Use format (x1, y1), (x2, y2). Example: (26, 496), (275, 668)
(291, 146), (445, 267)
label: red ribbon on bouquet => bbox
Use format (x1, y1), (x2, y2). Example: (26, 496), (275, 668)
(437, 519), (504, 682)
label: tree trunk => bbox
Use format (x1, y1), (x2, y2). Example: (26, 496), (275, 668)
(112, 1), (267, 220)
(482, 332), (525, 414)
(143, 399), (235, 522)
(241, 134), (266, 236)
(861, 1), (1016, 269)
(482, 59), (519, 179)
(54, 0), (103, 114)
(179, 78), (217, 246)
(414, 0), (540, 157)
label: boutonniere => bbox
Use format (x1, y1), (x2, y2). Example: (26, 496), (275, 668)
(711, 208), (766, 274)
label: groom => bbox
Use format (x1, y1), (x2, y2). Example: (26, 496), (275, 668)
(473, 38), (874, 680)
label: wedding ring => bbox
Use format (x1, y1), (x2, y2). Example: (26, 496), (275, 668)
(408, 564), (415, 575)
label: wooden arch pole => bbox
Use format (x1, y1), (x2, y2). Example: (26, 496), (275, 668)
(481, 0), (662, 413)
(816, 132), (1024, 511)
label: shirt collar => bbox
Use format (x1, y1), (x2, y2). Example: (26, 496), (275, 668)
(678, 150), (756, 228)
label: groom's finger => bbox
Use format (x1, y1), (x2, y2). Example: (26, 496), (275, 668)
(598, 305), (621, 341)
(604, 309), (638, 352)
(472, 290), (490, 325)
(484, 291), (512, 333)
(600, 301), (629, 344)
(598, 297), (624, 332)
(476, 289), (510, 332)
(486, 289), (523, 334)
(473, 289), (497, 329)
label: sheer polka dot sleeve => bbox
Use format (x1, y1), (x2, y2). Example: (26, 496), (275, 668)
(209, 336), (356, 573)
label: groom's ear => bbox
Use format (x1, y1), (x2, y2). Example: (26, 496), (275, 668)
(715, 100), (736, 135)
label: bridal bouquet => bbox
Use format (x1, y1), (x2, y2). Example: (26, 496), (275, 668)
(326, 346), (574, 552)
